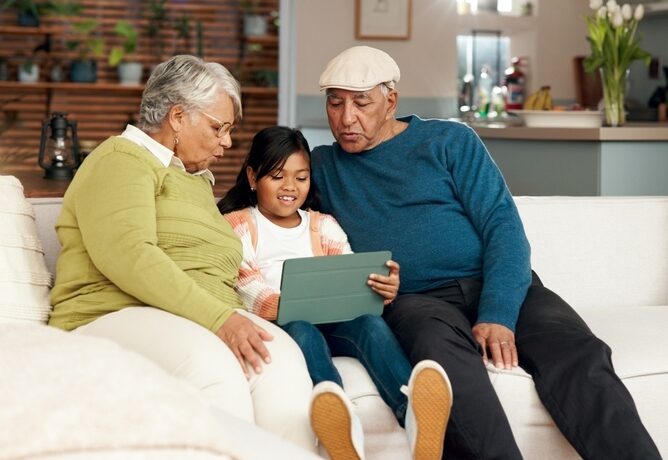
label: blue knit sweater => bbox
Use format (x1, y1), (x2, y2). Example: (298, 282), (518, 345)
(311, 115), (531, 330)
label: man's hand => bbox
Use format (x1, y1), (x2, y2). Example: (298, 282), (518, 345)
(216, 312), (273, 378)
(368, 260), (400, 305)
(472, 322), (518, 370)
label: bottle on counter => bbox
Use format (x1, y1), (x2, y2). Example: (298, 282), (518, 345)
(476, 65), (494, 118)
(503, 57), (527, 111)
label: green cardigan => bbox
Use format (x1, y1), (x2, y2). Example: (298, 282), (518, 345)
(49, 136), (244, 332)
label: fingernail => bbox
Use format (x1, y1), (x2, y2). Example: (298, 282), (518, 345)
(264, 357), (271, 364)
(255, 366), (262, 373)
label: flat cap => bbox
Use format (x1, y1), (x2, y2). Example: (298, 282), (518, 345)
(319, 46), (400, 91)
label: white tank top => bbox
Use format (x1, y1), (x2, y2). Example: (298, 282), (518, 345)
(252, 207), (314, 291)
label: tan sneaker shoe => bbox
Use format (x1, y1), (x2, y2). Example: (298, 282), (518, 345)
(402, 360), (452, 460)
(310, 381), (365, 460)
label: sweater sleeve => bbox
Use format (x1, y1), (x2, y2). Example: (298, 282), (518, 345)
(224, 211), (280, 321)
(319, 214), (353, 255)
(446, 125), (531, 331)
(72, 151), (235, 332)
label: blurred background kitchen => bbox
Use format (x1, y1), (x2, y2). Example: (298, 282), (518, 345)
(1, 0), (667, 197)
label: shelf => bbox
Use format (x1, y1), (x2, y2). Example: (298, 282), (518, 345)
(0, 25), (68, 36)
(243, 35), (278, 45)
(0, 81), (277, 95)
(241, 86), (278, 96)
(0, 81), (144, 92)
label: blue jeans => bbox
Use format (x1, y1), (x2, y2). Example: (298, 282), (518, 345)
(282, 314), (411, 426)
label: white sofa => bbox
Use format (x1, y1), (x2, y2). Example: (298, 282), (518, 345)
(3, 175), (667, 459)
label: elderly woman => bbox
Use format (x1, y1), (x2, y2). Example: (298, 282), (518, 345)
(48, 55), (316, 452)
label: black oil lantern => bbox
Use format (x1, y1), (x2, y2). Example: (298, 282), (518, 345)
(38, 112), (81, 180)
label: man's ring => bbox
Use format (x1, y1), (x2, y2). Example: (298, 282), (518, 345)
(500, 341), (509, 346)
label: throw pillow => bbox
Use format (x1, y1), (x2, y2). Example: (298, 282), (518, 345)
(0, 323), (239, 459)
(0, 175), (52, 324)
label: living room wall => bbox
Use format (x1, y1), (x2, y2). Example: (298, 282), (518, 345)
(293, 0), (590, 126)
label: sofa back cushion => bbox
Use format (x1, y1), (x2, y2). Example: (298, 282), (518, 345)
(0, 176), (53, 324)
(515, 196), (668, 310)
(23, 190), (668, 314)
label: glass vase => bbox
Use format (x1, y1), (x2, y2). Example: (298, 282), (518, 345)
(599, 67), (629, 127)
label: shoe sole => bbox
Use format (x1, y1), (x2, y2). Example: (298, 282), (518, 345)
(412, 367), (452, 460)
(310, 391), (362, 460)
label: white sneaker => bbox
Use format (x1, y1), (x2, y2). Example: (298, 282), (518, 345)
(401, 360), (452, 460)
(310, 381), (365, 460)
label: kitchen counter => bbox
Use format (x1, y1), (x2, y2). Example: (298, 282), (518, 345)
(473, 123), (668, 196)
(473, 122), (668, 141)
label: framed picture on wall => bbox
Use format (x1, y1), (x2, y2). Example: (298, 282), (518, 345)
(355, 0), (412, 40)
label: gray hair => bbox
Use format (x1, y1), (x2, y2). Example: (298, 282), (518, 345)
(138, 55), (242, 133)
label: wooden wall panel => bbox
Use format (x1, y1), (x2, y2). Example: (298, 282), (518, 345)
(0, 0), (279, 196)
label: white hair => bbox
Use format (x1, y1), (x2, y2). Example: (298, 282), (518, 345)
(138, 55), (242, 133)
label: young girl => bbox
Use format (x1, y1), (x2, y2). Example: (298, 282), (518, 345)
(218, 126), (452, 460)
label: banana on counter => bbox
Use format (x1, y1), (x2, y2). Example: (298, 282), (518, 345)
(523, 86), (553, 110)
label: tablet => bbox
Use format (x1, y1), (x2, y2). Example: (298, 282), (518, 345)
(276, 251), (392, 326)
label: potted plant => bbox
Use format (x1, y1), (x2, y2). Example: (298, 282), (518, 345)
(65, 19), (105, 83)
(18, 56), (39, 82)
(240, 0), (267, 36)
(0, 0), (42, 27)
(108, 20), (142, 85)
(17, 39), (47, 83)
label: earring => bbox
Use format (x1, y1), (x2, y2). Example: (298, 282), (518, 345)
(250, 186), (255, 192)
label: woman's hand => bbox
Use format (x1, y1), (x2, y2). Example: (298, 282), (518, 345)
(368, 260), (400, 305)
(215, 312), (273, 378)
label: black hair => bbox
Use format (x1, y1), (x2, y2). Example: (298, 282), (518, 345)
(217, 126), (320, 214)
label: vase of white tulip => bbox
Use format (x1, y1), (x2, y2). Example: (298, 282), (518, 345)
(584, 0), (651, 126)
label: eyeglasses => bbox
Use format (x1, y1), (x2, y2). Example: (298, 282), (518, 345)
(199, 110), (235, 138)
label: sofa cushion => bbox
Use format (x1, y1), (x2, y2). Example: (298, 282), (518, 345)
(515, 196), (668, 310)
(0, 323), (240, 459)
(0, 176), (52, 324)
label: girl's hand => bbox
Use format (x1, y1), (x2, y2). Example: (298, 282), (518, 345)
(368, 260), (400, 305)
(215, 312), (273, 379)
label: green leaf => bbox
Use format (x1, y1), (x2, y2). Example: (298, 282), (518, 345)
(108, 46), (124, 67)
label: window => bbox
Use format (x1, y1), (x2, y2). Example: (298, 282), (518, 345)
(456, 0), (534, 17)
(456, 31), (510, 112)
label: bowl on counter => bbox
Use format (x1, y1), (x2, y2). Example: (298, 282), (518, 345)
(510, 110), (604, 128)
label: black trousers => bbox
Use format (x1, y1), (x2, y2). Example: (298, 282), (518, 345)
(383, 273), (661, 460)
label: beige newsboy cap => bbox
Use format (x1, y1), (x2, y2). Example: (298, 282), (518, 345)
(319, 46), (401, 91)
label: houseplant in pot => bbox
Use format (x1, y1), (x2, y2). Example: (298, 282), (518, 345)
(0, 0), (42, 27)
(240, 0), (266, 36)
(108, 20), (142, 85)
(18, 56), (39, 82)
(66, 19), (104, 83)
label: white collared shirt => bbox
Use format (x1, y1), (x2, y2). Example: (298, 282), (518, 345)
(119, 124), (215, 185)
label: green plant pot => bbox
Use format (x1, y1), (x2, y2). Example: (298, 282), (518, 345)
(70, 60), (97, 83)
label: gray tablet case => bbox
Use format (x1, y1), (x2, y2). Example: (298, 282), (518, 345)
(276, 251), (392, 326)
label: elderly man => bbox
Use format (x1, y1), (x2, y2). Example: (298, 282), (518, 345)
(310, 46), (660, 460)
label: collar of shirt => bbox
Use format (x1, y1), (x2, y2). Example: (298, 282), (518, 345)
(119, 124), (215, 186)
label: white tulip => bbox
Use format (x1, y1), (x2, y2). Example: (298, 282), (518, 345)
(634, 4), (644, 20)
(606, 0), (618, 13)
(612, 10), (624, 27)
(589, 0), (603, 10)
(597, 6), (608, 18)
(621, 3), (632, 20)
